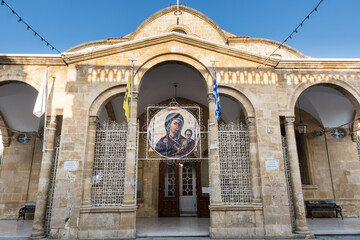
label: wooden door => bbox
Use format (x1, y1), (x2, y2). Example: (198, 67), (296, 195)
(158, 162), (180, 217)
(196, 161), (210, 217)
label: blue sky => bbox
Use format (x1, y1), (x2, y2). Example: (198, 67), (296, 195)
(0, 0), (359, 58)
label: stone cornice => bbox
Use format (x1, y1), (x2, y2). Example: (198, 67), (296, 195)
(62, 33), (275, 66)
(2, 34), (359, 70)
(0, 55), (65, 66)
(277, 60), (360, 70)
(209, 204), (263, 211)
(229, 37), (306, 59)
(80, 206), (137, 213)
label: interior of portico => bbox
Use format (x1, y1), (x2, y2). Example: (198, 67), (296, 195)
(0, 82), (44, 219)
(288, 84), (360, 218)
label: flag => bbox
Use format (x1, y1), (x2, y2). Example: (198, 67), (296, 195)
(123, 74), (131, 122)
(33, 68), (48, 117)
(213, 69), (221, 120)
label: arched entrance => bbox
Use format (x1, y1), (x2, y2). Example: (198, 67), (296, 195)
(0, 81), (45, 229)
(135, 61), (210, 237)
(134, 61), (258, 237)
(283, 82), (360, 234)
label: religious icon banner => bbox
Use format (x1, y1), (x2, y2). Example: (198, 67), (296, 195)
(148, 107), (200, 159)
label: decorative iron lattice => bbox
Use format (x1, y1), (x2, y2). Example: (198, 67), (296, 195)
(182, 162), (193, 196)
(45, 135), (61, 236)
(218, 122), (252, 204)
(92, 121), (128, 206)
(165, 162), (176, 197)
(281, 135), (296, 232)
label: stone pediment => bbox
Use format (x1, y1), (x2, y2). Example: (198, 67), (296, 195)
(62, 32), (277, 66)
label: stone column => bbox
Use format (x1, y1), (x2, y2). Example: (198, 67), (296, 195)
(208, 93), (222, 205)
(31, 116), (57, 238)
(284, 117), (309, 234)
(246, 116), (261, 203)
(81, 116), (99, 207)
(123, 91), (138, 205)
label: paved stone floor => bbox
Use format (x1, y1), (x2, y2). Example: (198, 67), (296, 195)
(0, 218), (359, 239)
(307, 217), (360, 235)
(136, 217), (210, 237)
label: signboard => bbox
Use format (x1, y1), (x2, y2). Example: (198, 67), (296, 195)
(265, 159), (279, 170)
(64, 160), (78, 171)
(148, 107), (200, 159)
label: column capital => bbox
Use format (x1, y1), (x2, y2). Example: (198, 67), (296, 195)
(132, 91), (139, 101)
(246, 116), (256, 126)
(89, 116), (99, 126)
(284, 116), (296, 124)
(208, 93), (214, 103)
(2, 137), (11, 147)
(46, 115), (57, 126)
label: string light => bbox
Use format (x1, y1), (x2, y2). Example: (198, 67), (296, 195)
(0, 0), (62, 54)
(257, 0), (325, 70)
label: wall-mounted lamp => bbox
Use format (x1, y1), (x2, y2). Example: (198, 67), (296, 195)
(296, 98), (307, 135)
(314, 130), (323, 136)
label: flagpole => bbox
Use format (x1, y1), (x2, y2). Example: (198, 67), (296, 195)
(211, 60), (219, 124)
(211, 60), (219, 147)
(42, 67), (49, 153)
(128, 59), (136, 147)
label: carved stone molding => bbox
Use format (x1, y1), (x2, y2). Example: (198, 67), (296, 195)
(132, 91), (139, 101)
(284, 116), (296, 125)
(246, 116), (256, 126)
(46, 115), (57, 126)
(89, 116), (99, 126)
(208, 93), (214, 103)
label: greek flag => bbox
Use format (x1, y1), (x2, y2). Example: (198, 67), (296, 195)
(213, 69), (221, 120)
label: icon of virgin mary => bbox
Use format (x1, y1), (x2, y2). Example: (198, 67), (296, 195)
(148, 108), (199, 158)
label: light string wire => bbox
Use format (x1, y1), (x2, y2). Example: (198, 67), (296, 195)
(257, 0), (325, 70)
(1, 0), (61, 54)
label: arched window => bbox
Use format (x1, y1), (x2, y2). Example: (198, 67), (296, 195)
(172, 29), (186, 35)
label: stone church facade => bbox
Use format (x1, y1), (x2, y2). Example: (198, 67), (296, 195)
(0, 5), (359, 239)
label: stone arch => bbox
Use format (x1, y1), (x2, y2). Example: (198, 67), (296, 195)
(0, 69), (45, 92)
(0, 111), (11, 147)
(288, 79), (360, 116)
(218, 85), (256, 119)
(89, 84), (127, 117)
(134, 53), (211, 93)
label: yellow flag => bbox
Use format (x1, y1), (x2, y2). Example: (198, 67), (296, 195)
(123, 74), (131, 122)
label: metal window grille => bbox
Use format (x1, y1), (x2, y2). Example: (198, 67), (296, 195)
(45, 135), (61, 236)
(92, 121), (127, 206)
(165, 162), (176, 197)
(181, 162), (194, 196)
(218, 122), (252, 204)
(281, 135), (296, 232)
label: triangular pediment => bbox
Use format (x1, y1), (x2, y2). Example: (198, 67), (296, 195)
(62, 32), (278, 67)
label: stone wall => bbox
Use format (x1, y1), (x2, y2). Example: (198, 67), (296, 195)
(0, 132), (42, 219)
(298, 110), (360, 217)
(209, 206), (265, 238)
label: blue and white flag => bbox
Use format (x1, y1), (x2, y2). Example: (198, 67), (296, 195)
(213, 69), (221, 120)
